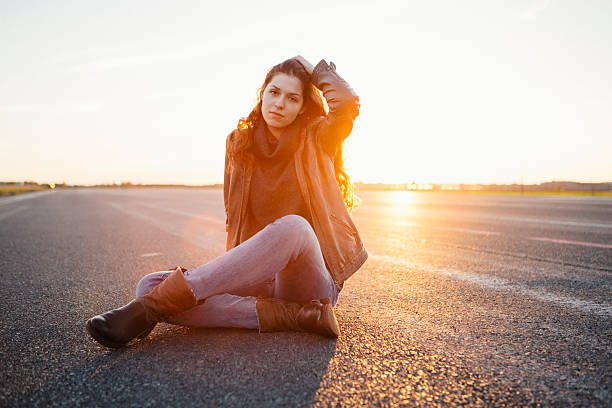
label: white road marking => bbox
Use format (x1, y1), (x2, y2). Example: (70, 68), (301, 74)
(437, 226), (501, 236)
(368, 218), (612, 256)
(371, 253), (612, 318)
(107, 202), (225, 254)
(528, 237), (612, 249)
(0, 190), (54, 206)
(140, 252), (163, 257)
(360, 206), (612, 229)
(107, 202), (184, 234)
(0, 206), (28, 221)
(482, 214), (612, 229)
(105, 196), (612, 316)
(84, 188), (223, 204)
(137, 202), (224, 225)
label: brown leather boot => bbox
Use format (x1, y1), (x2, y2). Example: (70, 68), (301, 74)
(86, 267), (197, 348)
(255, 297), (340, 338)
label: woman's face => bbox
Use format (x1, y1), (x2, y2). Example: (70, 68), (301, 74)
(261, 73), (306, 135)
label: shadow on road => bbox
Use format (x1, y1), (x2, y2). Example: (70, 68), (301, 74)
(17, 325), (337, 406)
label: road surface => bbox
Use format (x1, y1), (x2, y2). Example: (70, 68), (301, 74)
(0, 188), (610, 406)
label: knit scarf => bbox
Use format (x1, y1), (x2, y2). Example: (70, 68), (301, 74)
(251, 117), (304, 162)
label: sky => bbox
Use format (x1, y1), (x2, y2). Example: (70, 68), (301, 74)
(1, 0), (611, 185)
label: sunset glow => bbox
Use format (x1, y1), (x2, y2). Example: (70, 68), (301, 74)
(1, 1), (611, 186)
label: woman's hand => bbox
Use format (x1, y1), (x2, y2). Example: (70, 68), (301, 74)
(293, 55), (315, 76)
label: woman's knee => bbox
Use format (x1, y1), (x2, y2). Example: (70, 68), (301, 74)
(273, 214), (316, 241)
(135, 271), (169, 297)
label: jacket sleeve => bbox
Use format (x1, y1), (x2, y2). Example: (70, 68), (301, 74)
(223, 132), (232, 233)
(310, 59), (360, 158)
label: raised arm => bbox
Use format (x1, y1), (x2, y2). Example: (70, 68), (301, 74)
(295, 56), (360, 157)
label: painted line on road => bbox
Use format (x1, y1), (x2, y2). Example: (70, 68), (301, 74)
(107, 202), (186, 235)
(370, 253), (612, 318)
(361, 206), (612, 229)
(374, 218), (612, 263)
(87, 189), (223, 205)
(0, 205), (28, 221)
(107, 202), (226, 254)
(428, 240), (612, 273)
(0, 190), (54, 206)
(528, 237), (612, 249)
(437, 226), (501, 236)
(137, 202), (225, 226)
(484, 215), (612, 230)
(140, 252), (163, 257)
(386, 221), (500, 237)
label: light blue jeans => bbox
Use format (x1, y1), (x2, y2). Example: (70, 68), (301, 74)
(135, 215), (340, 329)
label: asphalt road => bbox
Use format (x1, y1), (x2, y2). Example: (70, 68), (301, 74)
(0, 188), (610, 407)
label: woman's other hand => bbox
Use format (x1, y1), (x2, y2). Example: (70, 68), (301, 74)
(293, 55), (315, 76)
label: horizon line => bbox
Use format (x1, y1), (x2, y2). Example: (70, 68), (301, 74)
(3, 180), (612, 187)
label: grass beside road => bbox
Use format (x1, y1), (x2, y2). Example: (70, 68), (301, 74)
(0, 185), (51, 197)
(356, 188), (612, 196)
(422, 190), (612, 197)
(2, 184), (610, 197)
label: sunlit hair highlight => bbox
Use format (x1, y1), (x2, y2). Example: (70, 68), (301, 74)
(229, 58), (359, 212)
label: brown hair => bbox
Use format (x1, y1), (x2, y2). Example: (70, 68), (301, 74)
(229, 58), (358, 212)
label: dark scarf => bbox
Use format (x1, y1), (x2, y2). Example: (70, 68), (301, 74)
(239, 117), (311, 243)
(251, 116), (304, 162)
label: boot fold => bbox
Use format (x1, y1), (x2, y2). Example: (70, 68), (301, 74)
(256, 297), (302, 332)
(256, 297), (340, 338)
(297, 299), (340, 338)
(139, 267), (197, 319)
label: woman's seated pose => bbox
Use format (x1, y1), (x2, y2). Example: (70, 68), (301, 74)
(86, 55), (367, 348)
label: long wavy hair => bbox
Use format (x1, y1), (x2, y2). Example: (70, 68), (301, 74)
(229, 58), (359, 212)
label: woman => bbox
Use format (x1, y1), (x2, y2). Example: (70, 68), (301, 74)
(86, 56), (367, 348)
